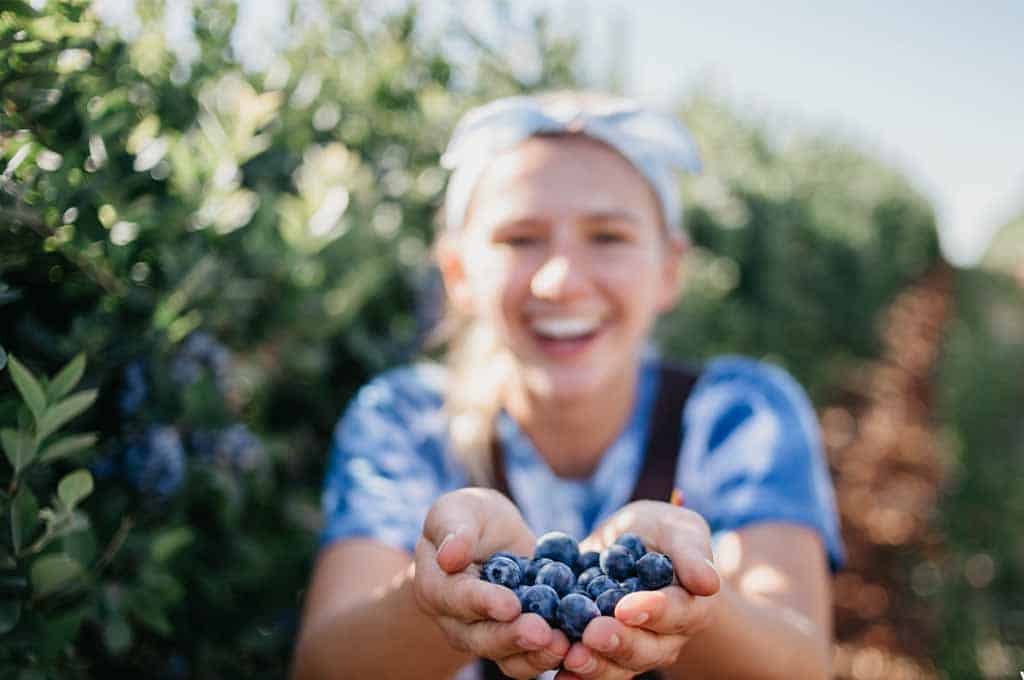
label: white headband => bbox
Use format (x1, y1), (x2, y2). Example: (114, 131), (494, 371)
(440, 94), (702, 242)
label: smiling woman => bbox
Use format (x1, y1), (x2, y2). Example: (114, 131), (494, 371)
(290, 91), (845, 680)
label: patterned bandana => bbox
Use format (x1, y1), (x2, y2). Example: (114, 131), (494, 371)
(440, 94), (702, 242)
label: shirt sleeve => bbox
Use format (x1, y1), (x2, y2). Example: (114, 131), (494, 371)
(319, 365), (449, 555)
(678, 356), (847, 572)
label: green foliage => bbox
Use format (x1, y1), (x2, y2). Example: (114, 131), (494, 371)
(658, 94), (941, 399)
(1, 353), (99, 669)
(1, 0), (578, 676)
(933, 267), (1024, 677)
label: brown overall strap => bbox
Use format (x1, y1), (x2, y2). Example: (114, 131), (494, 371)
(482, 361), (701, 680)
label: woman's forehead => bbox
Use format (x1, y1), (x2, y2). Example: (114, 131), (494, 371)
(465, 135), (661, 227)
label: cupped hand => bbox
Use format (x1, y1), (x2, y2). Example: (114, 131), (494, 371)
(557, 500), (721, 679)
(413, 487), (570, 679)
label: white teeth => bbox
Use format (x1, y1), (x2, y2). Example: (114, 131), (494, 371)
(530, 316), (602, 339)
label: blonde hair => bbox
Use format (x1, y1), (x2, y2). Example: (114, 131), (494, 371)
(428, 90), (674, 485)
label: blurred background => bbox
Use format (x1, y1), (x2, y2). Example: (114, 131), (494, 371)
(0, 1), (1021, 678)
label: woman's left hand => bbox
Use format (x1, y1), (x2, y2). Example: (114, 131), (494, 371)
(556, 500), (721, 680)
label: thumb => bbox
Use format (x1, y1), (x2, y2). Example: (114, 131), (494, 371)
(434, 526), (477, 574)
(423, 490), (490, 573)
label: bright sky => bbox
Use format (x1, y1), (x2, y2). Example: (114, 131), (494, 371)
(520, 0), (1024, 266)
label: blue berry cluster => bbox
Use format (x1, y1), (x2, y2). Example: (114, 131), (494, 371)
(190, 424), (265, 472)
(480, 531), (675, 640)
(121, 425), (187, 499)
(170, 331), (232, 393)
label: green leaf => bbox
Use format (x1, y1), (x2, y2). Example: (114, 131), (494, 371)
(57, 469), (93, 509)
(0, 543), (14, 569)
(30, 554), (83, 598)
(0, 1), (39, 17)
(35, 389), (97, 444)
(10, 486), (39, 552)
(0, 600), (20, 635)
(36, 606), (88, 661)
(129, 594), (172, 636)
(102, 615), (133, 655)
(46, 353), (86, 402)
(150, 527), (194, 562)
(2, 428), (37, 474)
(61, 527), (97, 565)
(39, 432), (98, 463)
(7, 356), (46, 423)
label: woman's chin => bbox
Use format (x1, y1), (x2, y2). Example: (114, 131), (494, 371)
(520, 364), (609, 403)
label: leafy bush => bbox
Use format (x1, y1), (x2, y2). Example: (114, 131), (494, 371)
(1, 0), (577, 676)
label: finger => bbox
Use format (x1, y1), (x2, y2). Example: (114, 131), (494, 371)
(497, 639), (569, 680)
(414, 537), (520, 622)
(653, 515), (719, 596)
(672, 548), (720, 597)
(612, 587), (714, 635)
(580, 616), (686, 673)
(441, 612), (554, 660)
(423, 489), (534, 568)
(562, 640), (632, 679)
(496, 654), (551, 680)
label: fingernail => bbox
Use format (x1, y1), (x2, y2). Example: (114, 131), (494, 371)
(625, 611), (648, 626)
(517, 635), (543, 650)
(599, 634), (620, 652)
(568, 653), (594, 673)
(704, 557), (718, 573)
(438, 533), (455, 554)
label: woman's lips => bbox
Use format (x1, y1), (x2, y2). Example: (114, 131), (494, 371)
(529, 323), (605, 359)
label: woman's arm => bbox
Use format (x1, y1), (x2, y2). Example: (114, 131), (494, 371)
(666, 522), (833, 680)
(291, 488), (570, 680)
(289, 538), (473, 680)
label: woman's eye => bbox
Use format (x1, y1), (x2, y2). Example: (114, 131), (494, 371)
(503, 235), (539, 247)
(593, 231), (626, 243)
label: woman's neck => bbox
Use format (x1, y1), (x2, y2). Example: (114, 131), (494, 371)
(503, 362), (640, 479)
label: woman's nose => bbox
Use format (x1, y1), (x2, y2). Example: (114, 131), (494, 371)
(530, 254), (591, 300)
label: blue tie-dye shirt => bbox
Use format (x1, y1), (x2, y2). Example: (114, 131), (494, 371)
(320, 353), (846, 572)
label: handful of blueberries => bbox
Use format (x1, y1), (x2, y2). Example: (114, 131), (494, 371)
(480, 531), (674, 640)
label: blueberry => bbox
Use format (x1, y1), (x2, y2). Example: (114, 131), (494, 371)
(586, 574), (618, 600)
(525, 557), (553, 585)
(576, 566), (603, 591)
(576, 550), (600, 573)
(636, 553), (674, 590)
(595, 588), (627, 617)
(534, 531), (580, 568)
(482, 555), (522, 590)
(535, 561), (575, 597)
(516, 585), (530, 599)
(519, 584), (560, 626)
(600, 545), (636, 581)
(557, 593), (600, 641)
(620, 577), (641, 593)
(494, 551), (531, 577)
(614, 533), (647, 562)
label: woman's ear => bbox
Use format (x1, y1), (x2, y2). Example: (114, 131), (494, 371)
(436, 235), (474, 315)
(656, 238), (687, 313)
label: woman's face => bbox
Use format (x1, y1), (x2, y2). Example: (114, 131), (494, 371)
(440, 134), (683, 402)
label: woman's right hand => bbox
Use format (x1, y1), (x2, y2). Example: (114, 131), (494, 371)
(414, 488), (570, 679)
